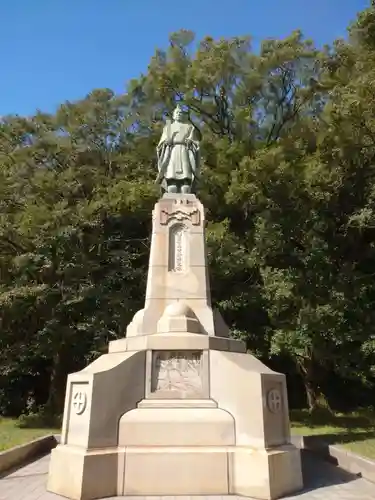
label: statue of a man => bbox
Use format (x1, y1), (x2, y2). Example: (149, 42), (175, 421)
(156, 105), (200, 194)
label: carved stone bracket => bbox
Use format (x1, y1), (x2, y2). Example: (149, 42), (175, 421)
(160, 208), (200, 226)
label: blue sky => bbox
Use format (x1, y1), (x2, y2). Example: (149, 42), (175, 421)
(0, 0), (370, 116)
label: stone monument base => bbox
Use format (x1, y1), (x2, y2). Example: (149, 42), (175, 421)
(48, 440), (301, 500)
(47, 334), (303, 500)
(118, 444), (301, 498)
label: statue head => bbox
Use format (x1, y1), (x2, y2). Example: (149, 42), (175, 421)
(172, 104), (186, 122)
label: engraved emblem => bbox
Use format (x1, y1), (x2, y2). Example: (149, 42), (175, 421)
(160, 208), (200, 226)
(72, 390), (87, 415)
(267, 389), (282, 414)
(152, 351), (202, 394)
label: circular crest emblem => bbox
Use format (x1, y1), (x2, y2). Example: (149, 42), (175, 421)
(72, 391), (87, 415)
(267, 388), (282, 414)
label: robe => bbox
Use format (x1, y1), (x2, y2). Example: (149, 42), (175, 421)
(156, 120), (200, 186)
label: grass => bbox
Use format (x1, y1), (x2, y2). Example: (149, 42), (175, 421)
(290, 408), (375, 460)
(0, 418), (59, 452)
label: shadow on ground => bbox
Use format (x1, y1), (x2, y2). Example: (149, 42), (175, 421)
(300, 450), (361, 493)
(0, 450), (51, 480)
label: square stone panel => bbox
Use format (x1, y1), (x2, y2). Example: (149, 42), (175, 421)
(66, 381), (91, 447)
(262, 375), (290, 448)
(146, 350), (209, 399)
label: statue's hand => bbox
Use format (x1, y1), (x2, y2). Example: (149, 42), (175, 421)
(185, 138), (193, 148)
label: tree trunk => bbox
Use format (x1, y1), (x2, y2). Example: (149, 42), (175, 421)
(304, 377), (320, 411)
(45, 351), (67, 417)
(297, 357), (327, 412)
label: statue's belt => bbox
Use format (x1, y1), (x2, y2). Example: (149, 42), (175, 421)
(162, 141), (195, 146)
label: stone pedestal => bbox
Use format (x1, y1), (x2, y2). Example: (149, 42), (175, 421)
(47, 194), (303, 500)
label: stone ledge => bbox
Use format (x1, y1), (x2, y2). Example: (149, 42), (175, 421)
(138, 399), (218, 408)
(109, 334), (246, 354)
(291, 434), (375, 483)
(0, 433), (59, 476)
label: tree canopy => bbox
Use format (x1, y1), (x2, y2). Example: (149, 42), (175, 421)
(1, 3), (375, 419)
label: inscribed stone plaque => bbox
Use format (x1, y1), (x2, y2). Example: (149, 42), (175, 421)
(151, 350), (204, 398)
(168, 224), (187, 273)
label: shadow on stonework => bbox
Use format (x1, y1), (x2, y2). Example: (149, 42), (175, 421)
(299, 450), (361, 493)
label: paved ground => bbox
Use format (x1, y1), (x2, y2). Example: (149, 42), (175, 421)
(0, 451), (374, 500)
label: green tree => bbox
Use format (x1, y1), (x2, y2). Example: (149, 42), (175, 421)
(0, 91), (157, 416)
(2, 11), (375, 418)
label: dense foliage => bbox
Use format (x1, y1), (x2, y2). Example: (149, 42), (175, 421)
(2, 4), (375, 420)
